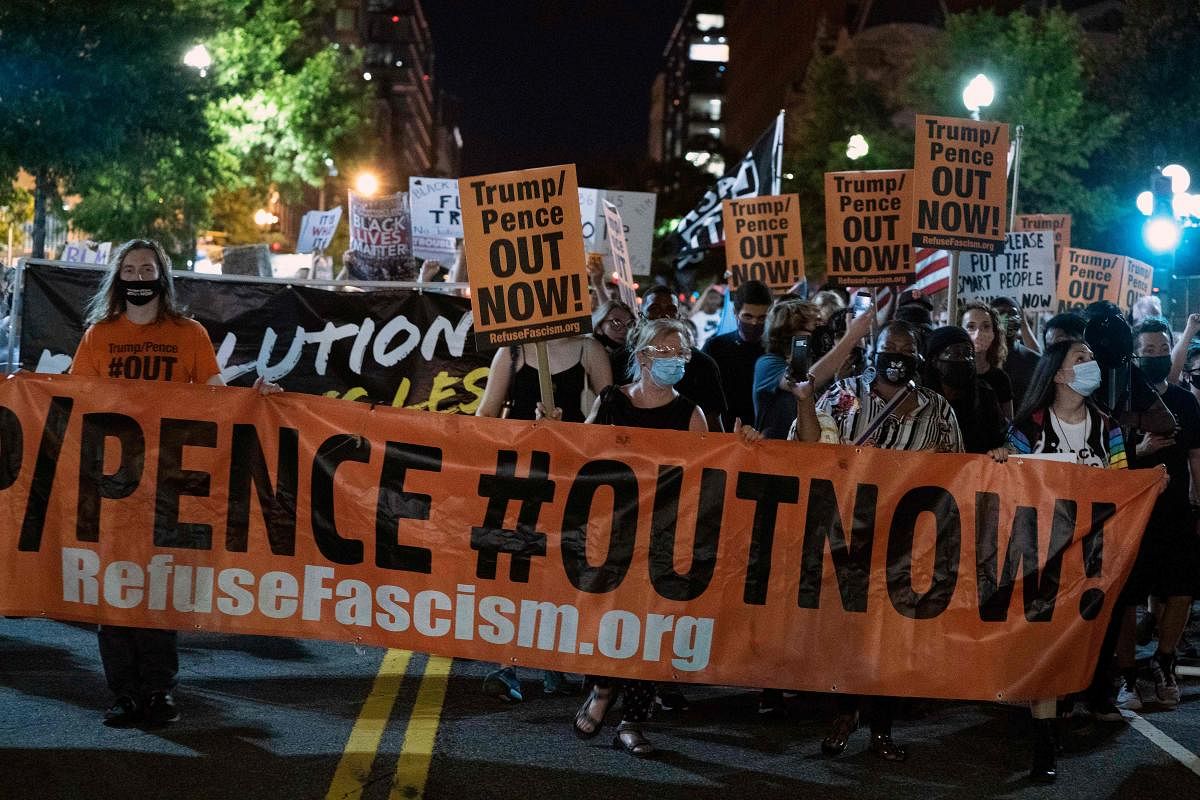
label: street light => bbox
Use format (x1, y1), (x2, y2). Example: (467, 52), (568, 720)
(354, 172), (380, 196)
(962, 74), (995, 120)
(184, 44), (212, 77)
(1163, 164), (1191, 194)
(253, 208), (278, 227)
(846, 134), (869, 160)
(1145, 218), (1181, 254)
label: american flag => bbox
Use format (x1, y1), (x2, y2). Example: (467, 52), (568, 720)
(863, 248), (951, 317)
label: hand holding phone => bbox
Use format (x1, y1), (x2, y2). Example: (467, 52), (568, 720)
(852, 291), (872, 318)
(788, 334), (811, 381)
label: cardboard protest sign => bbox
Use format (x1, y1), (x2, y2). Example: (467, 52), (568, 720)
(1057, 248), (1126, 313)
(958, 230), (1057, 311)
(347, 191), (414, 281)
(721, 194), (804, 290)
(1014, 214), (1071, 279)
(602, 200), (638, 308)
(412, 235), (458, 263)
(409, 177), (462, 238)
(460, 164), (591, 348)
(1119, 257), (1154, 311)
(824, 170), (913, 287)
(0, 373), (1161, 700)
(296, 207), (343, 254)
(913, 115), (1009, 254)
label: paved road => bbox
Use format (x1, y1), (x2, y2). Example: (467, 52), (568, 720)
(1, 616), (1198, 799)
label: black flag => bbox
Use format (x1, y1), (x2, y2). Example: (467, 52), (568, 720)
(673, 111), (785, 270)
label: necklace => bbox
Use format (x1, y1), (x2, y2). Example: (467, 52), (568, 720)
(1052, 410), (1088, 454)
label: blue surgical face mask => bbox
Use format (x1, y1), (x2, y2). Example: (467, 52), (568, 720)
(649, 357), (687, 387)
(1067, 360), (1102, 397)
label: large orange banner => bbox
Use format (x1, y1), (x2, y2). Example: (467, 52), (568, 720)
(0, 375), (1161, 701)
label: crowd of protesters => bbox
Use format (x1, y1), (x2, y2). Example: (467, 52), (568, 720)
(502, 267), (1198, 781)
(9, 240), (1197, 786)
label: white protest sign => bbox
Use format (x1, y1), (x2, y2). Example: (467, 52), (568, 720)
(602, 200), (637, 308)
(296, 206), (343, 254)
(958, 229), (1056, 311)
(596, 190), (657, 277)
(60, 241), (111, 265)
(412, 235), (457, 262)
(578, 188), (601, 247)
(409, 177), (462, 238)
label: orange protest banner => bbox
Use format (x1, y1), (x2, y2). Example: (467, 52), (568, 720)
(1118, 256), (1155, 312)
(824, 170), (913, 287)
(459, 164), (591, 349)
(721, 194), (805, 290)
(913, 115), (1009, 254)
(1057, 248), (1126, 313)
(1015, 213), (1071, 282)
(0, 374), (1161, 701)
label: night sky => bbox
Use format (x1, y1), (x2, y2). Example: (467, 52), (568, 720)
(423, 0), (685, 179)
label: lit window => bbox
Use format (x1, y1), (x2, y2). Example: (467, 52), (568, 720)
(708, 127), (720, 138)
(706, 156), (725, 176)
(688, 43), (728, 62)
(695, 13), (724, 31)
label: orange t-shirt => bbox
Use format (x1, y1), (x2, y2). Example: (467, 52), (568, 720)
(69, 315), (221, 383)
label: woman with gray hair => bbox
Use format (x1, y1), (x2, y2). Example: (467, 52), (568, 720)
(570, 317), (759, 755)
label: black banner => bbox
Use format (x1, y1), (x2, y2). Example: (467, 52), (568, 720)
(18, 263), (491, 412)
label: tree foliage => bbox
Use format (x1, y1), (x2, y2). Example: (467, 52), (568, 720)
(907, 8), (1123, 247)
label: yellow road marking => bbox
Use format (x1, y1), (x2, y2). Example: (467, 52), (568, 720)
(325, 648), (414, 800)
(389, 656), (453, 800)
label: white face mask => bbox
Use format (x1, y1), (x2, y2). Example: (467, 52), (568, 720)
(1066, 360), (1102, 397)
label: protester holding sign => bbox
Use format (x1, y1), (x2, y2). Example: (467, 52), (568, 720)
(68, 239), (280, 729)
(476, 337), (612, 424)
(810, 320), (964, 762)
(1002, 338), (1128, 781)
(961, 302), (1014, 418)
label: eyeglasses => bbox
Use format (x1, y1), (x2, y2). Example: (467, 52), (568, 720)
(603, 317), (633, 330)
(643, 344), (692, 362)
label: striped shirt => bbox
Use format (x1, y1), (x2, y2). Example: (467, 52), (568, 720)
(811, 375), (964, 453)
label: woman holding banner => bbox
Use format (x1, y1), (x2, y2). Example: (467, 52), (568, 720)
(570, 317), (759, 755)
(69, 239), (280, 729)
(1000, 338), (1127, 782)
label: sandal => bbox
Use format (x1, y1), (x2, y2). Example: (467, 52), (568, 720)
(573, 685), (612, 740)
(612, 722), (655, 757)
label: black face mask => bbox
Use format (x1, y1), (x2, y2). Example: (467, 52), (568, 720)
(873, 351), (919, 385)
(118, 278), (162, 307)
(934, 360), (975, 390)
(1137, 355), (1171, 384)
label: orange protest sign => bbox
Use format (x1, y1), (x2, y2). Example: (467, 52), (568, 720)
(459, 164), (591, 349)
(1118, 257), (1155, 312)
(824, 170), (913, 287)
(913, 115), (1009, 254)
(1057, 248), (1126, 313)
(1015, 213), (1071, 281)
(721, 194), (805, 290)
(0, 374), (1162, 701)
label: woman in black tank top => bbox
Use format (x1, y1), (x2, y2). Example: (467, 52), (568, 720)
(476, 337), (613, 421)
(573, 319), (761, 756)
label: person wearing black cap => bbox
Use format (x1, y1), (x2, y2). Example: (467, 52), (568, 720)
(923, 326), (1009, 456)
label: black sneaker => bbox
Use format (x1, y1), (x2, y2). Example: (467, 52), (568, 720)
(655, 689), (690, 712)
(145, 691), (181, 725)
(103, 696), (143, 728)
